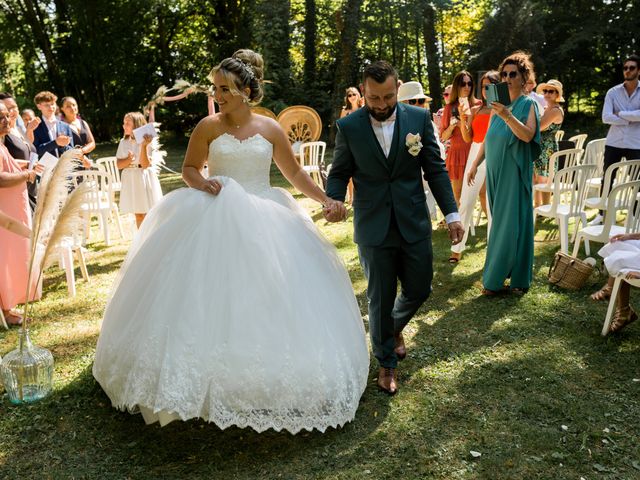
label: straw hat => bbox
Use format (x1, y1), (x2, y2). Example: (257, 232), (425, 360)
(398, 81), (433, 103)
(536, 79), (565, 102)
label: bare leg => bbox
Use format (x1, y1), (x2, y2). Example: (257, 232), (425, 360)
(479, 181), (488, 217)
(618, 281), (631, 310)
(591, 276), (615, 301)
(135, 213), (146, 229)
(451, 179), (463, 206)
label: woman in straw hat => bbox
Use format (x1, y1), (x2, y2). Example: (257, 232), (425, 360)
(534, 79), (564, 207)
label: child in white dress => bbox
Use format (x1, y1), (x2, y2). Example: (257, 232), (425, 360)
(116, 112), (163, 228)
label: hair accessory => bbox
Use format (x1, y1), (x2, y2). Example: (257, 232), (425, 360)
(235, 58), (255, 81)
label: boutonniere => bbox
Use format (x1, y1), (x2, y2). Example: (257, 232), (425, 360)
(405, 133), (423, 157)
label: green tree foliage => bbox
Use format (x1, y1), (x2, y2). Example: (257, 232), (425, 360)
(0, 0), (636, 141)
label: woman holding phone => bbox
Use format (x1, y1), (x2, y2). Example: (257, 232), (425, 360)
(467, 52), (541, 295)
(448, 70), (500, 263)
(439, 71), (481, 205)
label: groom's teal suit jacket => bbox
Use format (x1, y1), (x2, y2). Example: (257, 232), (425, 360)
(326, 103), (457, 247)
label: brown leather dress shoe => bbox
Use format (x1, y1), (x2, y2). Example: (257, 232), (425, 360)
(377, 367), (398, 395)
(394, 333), (407, 360)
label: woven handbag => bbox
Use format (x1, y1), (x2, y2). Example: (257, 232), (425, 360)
(548, 252), (594, 289)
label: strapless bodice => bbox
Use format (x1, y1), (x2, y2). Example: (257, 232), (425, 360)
(208, 133), (273, 194)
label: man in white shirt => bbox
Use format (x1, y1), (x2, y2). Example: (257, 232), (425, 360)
(591, 54), (640, 224)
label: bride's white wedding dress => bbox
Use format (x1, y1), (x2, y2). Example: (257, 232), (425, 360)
(93, 133), (369, 433)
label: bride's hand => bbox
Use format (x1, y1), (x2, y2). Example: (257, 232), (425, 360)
(323, 198), (347, 222)
(200, 178), (223, 195)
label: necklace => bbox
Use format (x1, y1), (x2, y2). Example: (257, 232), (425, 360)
(225, 115), (241, 129)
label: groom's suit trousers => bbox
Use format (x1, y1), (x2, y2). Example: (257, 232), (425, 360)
(358, 217), (432, 368)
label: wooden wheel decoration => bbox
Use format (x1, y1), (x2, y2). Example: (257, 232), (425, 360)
(276, 106), (322, 148)
(251, 106), (277, 120)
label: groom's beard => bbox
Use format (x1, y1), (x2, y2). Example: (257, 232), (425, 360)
(366, 102), (396, 122)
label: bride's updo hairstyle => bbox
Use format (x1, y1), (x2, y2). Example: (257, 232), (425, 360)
(208, 49), (264, 105)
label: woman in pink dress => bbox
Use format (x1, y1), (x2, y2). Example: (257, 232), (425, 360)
(0, 102), (40, 325)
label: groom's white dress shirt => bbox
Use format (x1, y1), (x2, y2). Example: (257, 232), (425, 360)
(369, 107), (460, 224)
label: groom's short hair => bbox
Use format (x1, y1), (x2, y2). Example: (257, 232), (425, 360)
(363, 61), (398, 84)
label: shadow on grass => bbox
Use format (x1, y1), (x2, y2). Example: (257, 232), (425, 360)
(0, 363), (393, 479)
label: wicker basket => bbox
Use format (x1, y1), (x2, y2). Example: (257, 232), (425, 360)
(548, 252), (594, 289)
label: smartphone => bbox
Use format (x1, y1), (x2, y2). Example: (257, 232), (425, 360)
(485, 83), (511, 106)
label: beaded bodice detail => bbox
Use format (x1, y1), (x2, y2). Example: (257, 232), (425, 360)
(208, 133), (273, 193)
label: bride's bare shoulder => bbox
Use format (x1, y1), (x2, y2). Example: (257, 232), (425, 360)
(254, 115), (287, 145)
(192, 114), (225, 143)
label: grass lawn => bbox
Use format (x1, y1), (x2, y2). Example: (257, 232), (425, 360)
(1, 137), (639, 479)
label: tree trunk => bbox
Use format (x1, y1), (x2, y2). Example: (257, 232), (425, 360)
(303, 0), (317, 90)
(254, 0), (292, 107)
(21, 0), (64, 92)
(422, 3), (442, 110)
(415, 24), (422, 85)
(329, 0), (363, 144)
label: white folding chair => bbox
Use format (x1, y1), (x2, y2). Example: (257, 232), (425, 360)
(568, 133), (588, 151)
(573, 180), (640, 256)
(534, 164), (596, 253)
(602, 274), (640, 336)
(582, 139), (607, 195)
(534, 148), (584, 194)
(51, 236), (89, 297)
(584, 159), (640, 212)
(554, 130), (565, 143)
(72, 171), (124, 246)
(299, 141), (326, 188)
(95, 156), (122, 192)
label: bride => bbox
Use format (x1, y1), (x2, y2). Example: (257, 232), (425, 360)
(93, 49), (369, 433)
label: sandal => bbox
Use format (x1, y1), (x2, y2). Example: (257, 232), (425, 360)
(590, 284), (613, 301)
(609, 307), (638, 333)
(3, 311), (23, 326)
(511, 287), (529, 296)
(481, 287), (509, 296)
(448, 252), (461, 264)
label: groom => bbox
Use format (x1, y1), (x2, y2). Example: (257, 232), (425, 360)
(325, 61), (464, 394)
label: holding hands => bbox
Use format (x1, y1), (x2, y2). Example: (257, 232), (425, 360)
(323, 198), (348, 222)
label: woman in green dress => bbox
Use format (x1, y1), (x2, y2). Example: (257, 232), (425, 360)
(534, 79), (565, 207)
(466, 52), (541, 295)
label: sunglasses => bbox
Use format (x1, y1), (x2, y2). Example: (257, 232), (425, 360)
(500, 71), (518, 79)
(347, 93), (358, 97)
(542, 89), (557, 94)
(623, 65), (638, 71)
(408, 98), (427, 105)
(460, 81), (473, 87)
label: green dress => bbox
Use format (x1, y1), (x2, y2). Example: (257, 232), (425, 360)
(483, 95), (541, 291)
(535, 121), (562, 176)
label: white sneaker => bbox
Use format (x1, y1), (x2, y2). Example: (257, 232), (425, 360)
(588, 214), (603, 226)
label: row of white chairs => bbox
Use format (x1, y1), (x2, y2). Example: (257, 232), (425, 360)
(535, 156), (640, 256)
(44, 157), (125, 298)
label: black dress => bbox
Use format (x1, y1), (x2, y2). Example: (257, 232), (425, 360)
(3, 132), (38, 207)
(67, 119), (92, 150)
